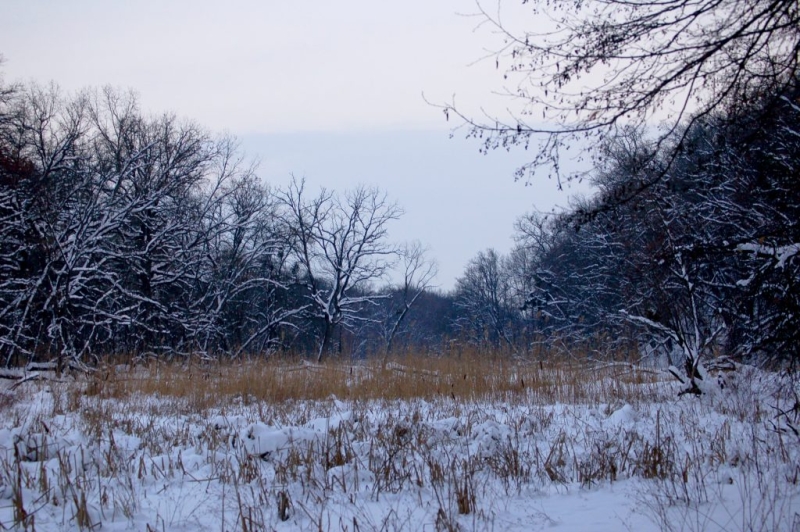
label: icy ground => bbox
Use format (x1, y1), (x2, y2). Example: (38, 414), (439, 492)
(0, 366), (798, 531)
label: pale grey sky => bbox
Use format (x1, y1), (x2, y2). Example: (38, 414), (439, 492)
(1, 0), (588, 289)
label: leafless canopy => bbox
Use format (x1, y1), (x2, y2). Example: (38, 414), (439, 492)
(442, 0), (800, 186)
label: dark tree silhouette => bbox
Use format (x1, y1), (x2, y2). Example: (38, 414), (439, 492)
(441, 0), (800, 194)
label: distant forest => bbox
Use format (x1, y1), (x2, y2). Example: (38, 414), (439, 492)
(0, 76), (798, 373)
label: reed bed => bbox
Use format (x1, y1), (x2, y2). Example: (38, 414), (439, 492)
(87, 352), (665, 411)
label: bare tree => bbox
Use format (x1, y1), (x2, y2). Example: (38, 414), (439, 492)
(516, 100), (800, 379)
(380, 241), (438, 354)
(278, 177), (402, 362)
(167, 143), (301, 358)
(453, 248), (518, 347)
(0, 84), (96, 366)
(0, 83), (305, 365)
(518, 208), (639, 356)
(441, 0), (799, 193)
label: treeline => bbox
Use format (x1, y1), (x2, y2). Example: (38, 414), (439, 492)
(2, 76), (798, 371)
(0, 82), (464, 366)
(453, 88), (800, 378)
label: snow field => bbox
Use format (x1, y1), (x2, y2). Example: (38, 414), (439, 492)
(0, 363), (797, 531)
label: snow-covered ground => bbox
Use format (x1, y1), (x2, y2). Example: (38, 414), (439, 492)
(0, 364), (798, 531)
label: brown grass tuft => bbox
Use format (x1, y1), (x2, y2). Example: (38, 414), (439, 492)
(79, 350), (663, 413)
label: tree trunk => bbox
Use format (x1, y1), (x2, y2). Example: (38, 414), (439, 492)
(316, 321), (334, 363)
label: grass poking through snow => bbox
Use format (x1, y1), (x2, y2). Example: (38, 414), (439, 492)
(0, 353), (797, 531)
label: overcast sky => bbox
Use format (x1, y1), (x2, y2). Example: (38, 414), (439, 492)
(1, 0), (589, 289)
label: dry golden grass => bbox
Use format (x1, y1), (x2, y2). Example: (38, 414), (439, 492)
(83, 350), (665, 412)
(3, 350), (797, 531)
